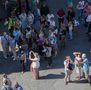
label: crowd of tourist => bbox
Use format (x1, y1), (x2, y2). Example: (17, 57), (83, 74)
(0, 0), (91, 89)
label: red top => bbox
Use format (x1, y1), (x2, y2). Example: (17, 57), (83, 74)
(57, 9), (65, 18)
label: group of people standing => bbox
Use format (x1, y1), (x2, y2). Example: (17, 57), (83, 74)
(0, 0), (91, 89)
(64, 52), (90, 85)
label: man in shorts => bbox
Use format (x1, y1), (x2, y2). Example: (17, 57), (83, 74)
(82, 53), (90, 85)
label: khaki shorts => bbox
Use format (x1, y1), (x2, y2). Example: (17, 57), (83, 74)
(65, 69), (72, 76)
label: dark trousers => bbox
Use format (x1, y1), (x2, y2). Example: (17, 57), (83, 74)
(21, 60), (25, 72)
(58, 18), (64, 28)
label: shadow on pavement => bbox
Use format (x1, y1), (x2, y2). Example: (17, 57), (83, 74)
(39, 72), (65, 80)
(0, 58), (31, 75)
(69, 75), (91, 85)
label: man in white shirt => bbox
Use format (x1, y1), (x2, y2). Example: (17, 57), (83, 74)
(19, 11), (27, 30)
(1, 32), (10, 59)
(48, 17), (56, 29)
(47, 12), (54, 22)
(46, 45), (52, 68)
(77, 0), (85, 20)
(27, 11), (34, 26)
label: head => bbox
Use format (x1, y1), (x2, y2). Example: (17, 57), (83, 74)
(3, 32), (7, 36)
(76, 52), (82, 58)
(30, 51), (35, 59)
(3, 74), (7, 78)
(43, 3), (46, 7)
(82, 53), (86, 59)
(66, 56), (71, 62)
(68, 7), (73, 12)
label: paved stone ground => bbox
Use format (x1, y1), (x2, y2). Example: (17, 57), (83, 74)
(0, 0), (91, 90)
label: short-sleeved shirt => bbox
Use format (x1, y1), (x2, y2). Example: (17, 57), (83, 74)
(83, 58), (89, 71)
(77, 1), (85, 10)
(1, 35), (9, 48)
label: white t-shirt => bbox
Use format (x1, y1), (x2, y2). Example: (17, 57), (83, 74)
(77, 1), (85, 10)
(64, 60), (68, 72)
(86, 14), (91, 22)
(47, 14), (54, 21)
(46, 47), (52, 57)
(53, 28), (58, 35)
(69, 25), (73, 31)
(49, 20), (56, 28)
(74, 20), (80, 26)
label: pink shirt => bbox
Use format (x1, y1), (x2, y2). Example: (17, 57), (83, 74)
(84, 4), (91, 16)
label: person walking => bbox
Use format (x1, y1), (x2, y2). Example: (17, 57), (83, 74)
(68, 21), (73, 40)
(1, 32), (10, 59)
(76, 0), (85, 20)
(82, 53), (90, 85)
(27, 11), (34, 26)
(73, 52), (82, 80)
(19, 10), (27, 31)
(64, 56), (73, 85)
(45, 45), (52, 68)
(4, 0), (9, 10)
(67, 0), (73, 7)
(57, 8), (65, 28)
(29, 50), (40, 79)
(40, 3), (50, 16)
(20, 50), (26, 73)
(9, 36), (17, 61)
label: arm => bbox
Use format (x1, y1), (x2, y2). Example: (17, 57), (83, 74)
(29, 52), (38, 61)
(70, 59), (73, 64)
(73, 52), (81, 56)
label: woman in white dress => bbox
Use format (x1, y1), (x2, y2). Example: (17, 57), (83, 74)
(73, 52), (82, 80)
(29, 50), (40, 79)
